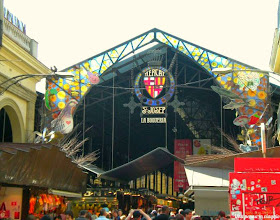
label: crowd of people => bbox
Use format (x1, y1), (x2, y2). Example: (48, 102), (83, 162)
(26, 206), (229, 220)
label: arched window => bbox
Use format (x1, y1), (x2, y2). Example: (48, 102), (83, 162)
(0, 108), (13, 142)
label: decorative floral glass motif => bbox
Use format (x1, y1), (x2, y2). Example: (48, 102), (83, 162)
(236, 71), (261, 91)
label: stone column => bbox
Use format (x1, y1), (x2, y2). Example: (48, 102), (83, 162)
(29, 39), (38, 58)
(0, 0), (3, 46)
(26, 100), (36, 142)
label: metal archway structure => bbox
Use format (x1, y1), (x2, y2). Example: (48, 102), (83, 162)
(46, 28), (270, 147)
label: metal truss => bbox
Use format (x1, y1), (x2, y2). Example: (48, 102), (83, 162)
(48, 28), (256, 118)
(46, 28), (270, 148)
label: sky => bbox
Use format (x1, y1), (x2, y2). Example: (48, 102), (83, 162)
(4, 0), (279, 73)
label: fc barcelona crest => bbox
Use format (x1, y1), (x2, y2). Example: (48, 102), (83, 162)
(135, 66), (175, 106)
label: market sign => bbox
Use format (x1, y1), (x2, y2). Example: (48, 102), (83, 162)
(141, 107), (166, 123)
(134, 66), (175, 124)
(173, 139), (192, 192)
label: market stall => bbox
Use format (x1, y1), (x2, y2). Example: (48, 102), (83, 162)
(0, 143), (86, 220)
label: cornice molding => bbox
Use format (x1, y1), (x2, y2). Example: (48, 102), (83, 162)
(2, 35), (50, 75)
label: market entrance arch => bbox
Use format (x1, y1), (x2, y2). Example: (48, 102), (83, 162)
(46, 28), (270, 154)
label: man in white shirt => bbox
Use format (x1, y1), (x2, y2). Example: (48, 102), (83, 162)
(96, 209), (110, 220)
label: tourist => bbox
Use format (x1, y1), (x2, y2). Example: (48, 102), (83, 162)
(65, 210), (74, 220)
(154, 206), (170, 220)
(150, 210), (157, 219)
(86, 211), (93, 220)
(182, 209), (192, 220)
(107, 212), (113, 220)
(112, 209), (120, 220)
(91, 211), (98, 220)
(175, 214), (184, 220)
(118, 209), (124, 218)
(126, 209), (151, 220)
(177, 210), (183, 215)
(96, 208), (110, 220)
(216, 211), (226, 220)
(76, 210), (88, 220)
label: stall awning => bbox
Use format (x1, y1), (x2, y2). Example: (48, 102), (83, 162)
(97, 147), (184, 182)
(0, 143), (87, 193)
(184, 146), (280, 170)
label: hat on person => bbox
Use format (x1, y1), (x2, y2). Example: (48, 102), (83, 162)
(133, 211), (141, 218)
(182, 209), (192, 215)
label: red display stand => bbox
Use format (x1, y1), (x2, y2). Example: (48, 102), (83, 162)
(229, 158), (280, 219)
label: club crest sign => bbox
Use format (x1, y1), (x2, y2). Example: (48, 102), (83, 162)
(134, 66), (175, 123)
(135, 67), (175, 106)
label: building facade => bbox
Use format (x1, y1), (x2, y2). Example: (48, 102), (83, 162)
(0, 1), (50, 143)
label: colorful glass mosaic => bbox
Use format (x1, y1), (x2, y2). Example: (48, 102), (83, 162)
(46, 28), (270, 147)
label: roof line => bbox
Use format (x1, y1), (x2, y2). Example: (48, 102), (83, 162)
(185, 147), (280, 167)
(153, 28), (256, 69)
(62, 28), (257, 72)
(100, 147), (184, 175)
(62, 28), (157, 71)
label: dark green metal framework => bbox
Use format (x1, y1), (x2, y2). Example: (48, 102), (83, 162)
(47, 28), (269, 148)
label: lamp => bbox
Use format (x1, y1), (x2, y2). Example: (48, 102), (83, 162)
(48, 189), (82, 198)
(0, 71), (74, 95)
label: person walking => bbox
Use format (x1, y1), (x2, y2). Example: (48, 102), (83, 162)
(112, 209), (120, 220)
(182, 209), (193, 220)
(76, 210), (88, 220)
(65, 210), (74, 220)
(126, 209), (151, 220)
(174, 213), (184, 220)
(154, 206), (169, 220)
(96, 209), (110, 220)
(216, 211), (226, 220)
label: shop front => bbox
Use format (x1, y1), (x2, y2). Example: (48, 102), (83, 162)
(69, 188), (119, 216)
(0, 143), (87, 219)
(0, 187), (22, 219)
(184, 147), (280, 217)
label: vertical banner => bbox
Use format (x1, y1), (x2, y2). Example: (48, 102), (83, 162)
(193, 139), (211, 155)
(174, 139), (192, 192)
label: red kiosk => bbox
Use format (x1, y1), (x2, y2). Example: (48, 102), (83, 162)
(229, 158), (280, 219)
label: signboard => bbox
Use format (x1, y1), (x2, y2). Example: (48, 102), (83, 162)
(134, 66), (175, 124)
(229, 158), (280, 219)
(234, 158), (280, 173)
(141, 106), (166, 123)
(230, 172), (280, 219)
(173, 139), (192, 192)
(0, 187), (22, 220)
(193, 139), (211, 155)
